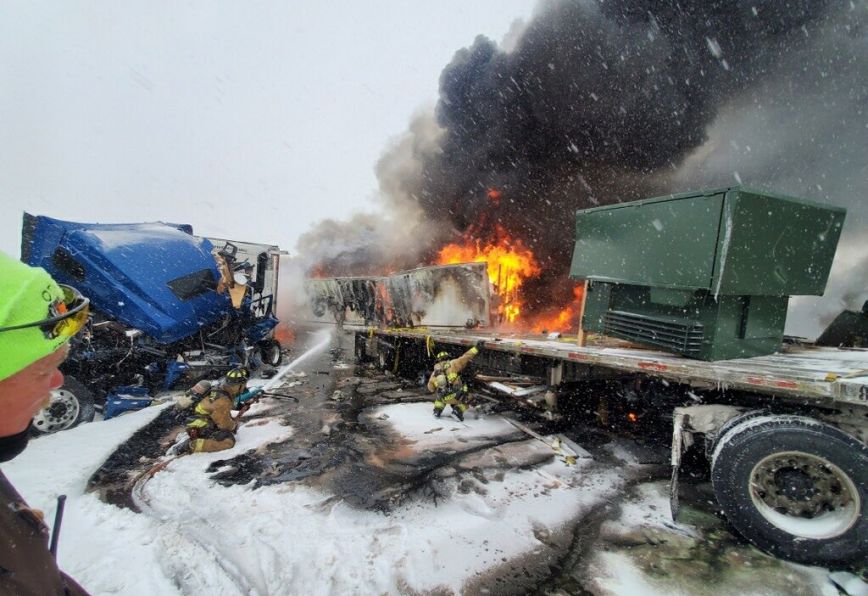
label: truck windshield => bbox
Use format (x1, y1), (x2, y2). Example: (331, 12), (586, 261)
(166, 268), (217, 301)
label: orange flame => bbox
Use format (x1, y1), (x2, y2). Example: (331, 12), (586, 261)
(530, 284), (585, 333)
(308, 265), (329, 279)
(273, 322), (296, 347)
(436, 226), (540, 323)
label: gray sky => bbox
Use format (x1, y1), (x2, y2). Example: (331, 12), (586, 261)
(0, 1), (534, 257)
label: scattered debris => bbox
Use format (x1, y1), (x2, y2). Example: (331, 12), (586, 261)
(487, 382), (547, 398)
(501, 417), (591, 464)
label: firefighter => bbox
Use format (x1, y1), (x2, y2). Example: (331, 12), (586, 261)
(185, 367), (250, 453)
(427, 341), (484, 421)
(0, 251), (90, 595)
(166, 379), (214, 454)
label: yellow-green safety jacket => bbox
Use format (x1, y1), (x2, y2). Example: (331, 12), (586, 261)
(186, 389), (238, 436)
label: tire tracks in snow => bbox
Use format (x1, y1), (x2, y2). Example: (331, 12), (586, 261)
(128, 328), (336, 595)
(131, 450), (274, 594)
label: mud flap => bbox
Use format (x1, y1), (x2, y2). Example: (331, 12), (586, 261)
(669, 410), (687, 520)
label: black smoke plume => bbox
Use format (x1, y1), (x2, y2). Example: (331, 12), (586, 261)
(298, 0), (866, 335)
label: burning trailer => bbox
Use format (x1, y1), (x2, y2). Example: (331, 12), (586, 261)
(310, 187), (868, 567)
(21, 214), (284, 433)
(304, 262), (490, 329)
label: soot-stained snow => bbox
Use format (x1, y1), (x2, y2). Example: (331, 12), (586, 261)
(5, 328), (861, 595)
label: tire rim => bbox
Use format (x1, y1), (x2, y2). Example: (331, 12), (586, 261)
(32, 388), (81, 433)
(749, 450), (860, 539)
(265, 344), (281, 366)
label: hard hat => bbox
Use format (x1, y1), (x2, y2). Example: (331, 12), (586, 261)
(435, 351), (450, 361)
(225, 367), (249, 383)
(0, 252), (90, 382)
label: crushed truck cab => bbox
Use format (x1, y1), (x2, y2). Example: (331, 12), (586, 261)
(21, 213), (283, 432)
(23, 215), (231, 343)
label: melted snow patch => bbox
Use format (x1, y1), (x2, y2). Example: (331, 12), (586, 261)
(588, 551), (675, 596)
(5, 394), (632, 595)
(5, 404), (168, 501)
(363, 401), (522, 450)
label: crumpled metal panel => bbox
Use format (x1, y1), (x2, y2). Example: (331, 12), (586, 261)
(304, 263), (490, 328)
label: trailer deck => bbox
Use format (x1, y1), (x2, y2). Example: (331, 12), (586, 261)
(356, 326), (868, 406)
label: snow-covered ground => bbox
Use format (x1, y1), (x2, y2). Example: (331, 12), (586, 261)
(586, 481), (856, 596)
(3, 398), (624, 595)
(3, 325), (864, 595)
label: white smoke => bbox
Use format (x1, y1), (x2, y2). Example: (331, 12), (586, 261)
(293, 109), (445, 275)
(278, 110), (447, 321)
(673, 5), (868, 338)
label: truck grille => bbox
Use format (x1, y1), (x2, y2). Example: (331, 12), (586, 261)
(603, 311), (704, 356)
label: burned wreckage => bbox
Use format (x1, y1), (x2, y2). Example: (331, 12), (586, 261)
(306, 188), (868, 567)
(305, 262), (491, 329)
(21, 214), (283, 433)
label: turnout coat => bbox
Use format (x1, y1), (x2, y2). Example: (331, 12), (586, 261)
(0, 469), (88, 595)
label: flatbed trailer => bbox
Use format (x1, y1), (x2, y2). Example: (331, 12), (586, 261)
(358, 326), (868, 407)
(332, 188), (866, 567)
(354, 325), (868, 567)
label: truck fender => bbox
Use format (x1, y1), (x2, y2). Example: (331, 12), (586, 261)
(669, 404), (746, 519)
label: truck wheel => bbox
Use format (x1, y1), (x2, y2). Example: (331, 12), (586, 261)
(32, 375), (96, 434)
(258, 339), (282, 367)
(711, 415), (867, 564)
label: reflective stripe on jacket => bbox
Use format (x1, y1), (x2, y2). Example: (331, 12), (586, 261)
(427, 346), (479, 396)
(186, 390), (237, 435)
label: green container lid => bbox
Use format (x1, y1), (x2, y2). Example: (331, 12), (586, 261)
(569, 187), (845, 297)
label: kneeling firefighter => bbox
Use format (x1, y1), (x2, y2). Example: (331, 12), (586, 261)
(185, 368), (250, 453)
(427, 341), (484, 421)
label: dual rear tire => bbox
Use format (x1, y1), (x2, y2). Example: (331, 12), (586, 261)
(711, 415), (867, 565)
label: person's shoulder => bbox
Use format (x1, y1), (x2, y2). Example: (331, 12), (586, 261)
(208, 388), (233, 401)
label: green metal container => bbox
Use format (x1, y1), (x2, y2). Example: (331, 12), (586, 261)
(570, 187), (846, 360)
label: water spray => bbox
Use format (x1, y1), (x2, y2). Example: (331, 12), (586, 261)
(233, 328), (335, 408)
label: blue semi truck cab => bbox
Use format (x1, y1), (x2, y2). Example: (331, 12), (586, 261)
(21, 213), (284, 432)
